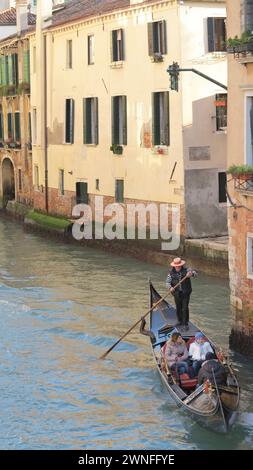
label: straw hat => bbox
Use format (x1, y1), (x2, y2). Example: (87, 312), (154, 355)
(170, 257), (186, 267)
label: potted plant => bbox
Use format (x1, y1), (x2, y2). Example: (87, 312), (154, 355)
(152, 52), (164, 62)
(227, 164), (253, 180)
(110, 144), (123, 155)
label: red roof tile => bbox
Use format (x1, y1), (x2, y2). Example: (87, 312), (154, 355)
(51, 0), (156, 28)
(0, 7), (36, 26)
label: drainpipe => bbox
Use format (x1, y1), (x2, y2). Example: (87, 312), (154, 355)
(44, 34), (48, 213)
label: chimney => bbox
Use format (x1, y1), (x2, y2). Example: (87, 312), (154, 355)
(16, 0), (28, 36)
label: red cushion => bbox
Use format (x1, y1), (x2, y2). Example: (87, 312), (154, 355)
(179, 373), (198, 389)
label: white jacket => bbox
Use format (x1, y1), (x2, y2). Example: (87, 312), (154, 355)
(189, 341), (213, 361)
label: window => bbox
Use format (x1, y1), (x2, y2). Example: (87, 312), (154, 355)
(115, 179), (124, 203)
(76, 182), (88, 204)
(66, 40), (72, 69)
(59, 169), (64, 195)
(111, 29), (125, 62)
(15, 112), (21, 143)
(88, 35), (94, 65)
(83, 97), (98, 145)
(33, 46), (36, 74)
(8, 54), (18, 86)
(34, 165), (39, 190)
(28, 111), (32, 148)
(0, 111), (3, 142)
(0, 56), (8, 86)
(241, 0), (253, 34)
(96, 178), (100, 191)
(247, 234), (253, 278)
(23, 49), (30, 83)
(18, 169), (22, 191)
(246, 95), (253, 165)
(152, 91), (170, 146)
(65, 98), (74, 144)
(7, 112), (13, 141)
(215, 93), (227, 131)
(112, 96), (127, 145)
(207, 18), (226, 52)
(218, 172), (227, 203)
(32, 108), (37, 144)
(148, 21), (167, 56)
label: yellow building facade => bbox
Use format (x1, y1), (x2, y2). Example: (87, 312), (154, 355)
(28, 0), (227, 238)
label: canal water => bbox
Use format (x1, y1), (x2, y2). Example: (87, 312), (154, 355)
(0, 218), (253, 450)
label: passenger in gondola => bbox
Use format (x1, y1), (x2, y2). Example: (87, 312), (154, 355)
(166, 257), (197, 331)
(197, 352), (227, 386)
(188, 332), (214, 376)
(164, 332), (189, 375)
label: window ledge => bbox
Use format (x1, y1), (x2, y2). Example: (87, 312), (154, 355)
(152, 145), (168, 155)
(110, 61), (124, 69)
(84, 144), (98, 147)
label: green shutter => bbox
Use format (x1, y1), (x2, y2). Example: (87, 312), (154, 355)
(7, 113), (13, 140)
(13, 54), (18, 86)
(94, 97), (99, 145)
(122, 95), (127, 146)
(111, 97), (115, 144)
(112, 30), (117, 61)
(115, 180), (124, 202)
(0, 113), (3, 141)
(8, 55), (13, 85)
(83, 98), (87, 144)
(164, 92), (170, 146)
(152, 92), (160, 146)
(207, 18), (215, 52)
(23, 50), (30, 84)
(0, 56), (7, 86)
(15, 113), (21, 142)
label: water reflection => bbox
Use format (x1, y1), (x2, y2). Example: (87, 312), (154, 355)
(0, 219), (253, 449)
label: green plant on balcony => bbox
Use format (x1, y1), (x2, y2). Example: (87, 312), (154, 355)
(110, 144), (123, 155)
(227, 30), (253, 52)
(0, 85), (9, 97)
(227, 164), (253, 179)
(17, 81), (30, 94)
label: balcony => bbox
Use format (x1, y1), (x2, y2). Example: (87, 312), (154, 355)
(234, 174), (253, 194)
(227, 33), (253, 63)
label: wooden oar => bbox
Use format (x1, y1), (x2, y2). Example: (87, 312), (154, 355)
(211, 367), (228, 433)
(99, 274), (189, 360)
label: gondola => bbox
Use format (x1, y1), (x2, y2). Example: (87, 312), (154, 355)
(145, 282), (240, 433)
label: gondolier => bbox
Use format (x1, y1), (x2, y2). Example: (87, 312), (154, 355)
(166, 257), (197, 331)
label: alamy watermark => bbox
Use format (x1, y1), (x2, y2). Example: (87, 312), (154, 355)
(72, 196), (181, 251)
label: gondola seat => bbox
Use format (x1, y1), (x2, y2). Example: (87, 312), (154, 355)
(179, 373), (198, 389)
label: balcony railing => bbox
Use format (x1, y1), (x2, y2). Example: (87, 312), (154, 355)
(227, 41), (253, 62)
(234, 174), (253, 193)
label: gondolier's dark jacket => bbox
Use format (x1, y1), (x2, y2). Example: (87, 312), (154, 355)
(198, 359), (227, 386)
(166, 267), (193, 295)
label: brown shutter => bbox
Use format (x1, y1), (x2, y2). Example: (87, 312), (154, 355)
(148, 22), (154, 56)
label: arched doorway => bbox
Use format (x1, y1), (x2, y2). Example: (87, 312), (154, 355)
(2, 158), (15, 206)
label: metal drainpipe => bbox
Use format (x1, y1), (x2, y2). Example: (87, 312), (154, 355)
(44, 34), (49, 213)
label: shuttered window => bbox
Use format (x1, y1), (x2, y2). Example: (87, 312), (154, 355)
(83, 97), (99, 145)
(34, 165), (39, 190)
(152, 92), (170, 146)
(7, 113), (13, 140)
(241, 0), (253, 33)
(65, 98), (74, 144)
(23, 50), (30, 83)
(15, 112), (21, 142)
(115, 179), (124, 203)
(0, 56), (8, 86)
(59, 169), (64, 195)
(0, 112), (3, 142)
(218, 172), (227, 203)
(76, 182), (88, 204)
(66, 40), (72, 69)
(207, 18), (226, 52)
(88, 35), (95, 65)
(111, 29), (125, 61)
(18, 169), (22, 191)
(28, 111), (32, 147)
(112, 96), (127, 145)
(148, 21), (167, 55)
